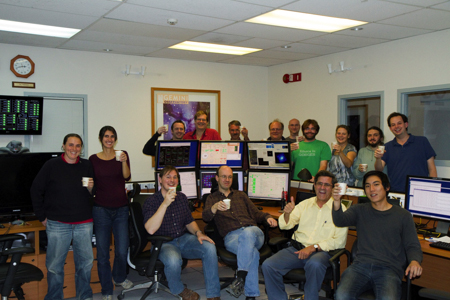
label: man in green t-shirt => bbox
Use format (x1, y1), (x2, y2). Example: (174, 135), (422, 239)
(291, 119), (332, 181)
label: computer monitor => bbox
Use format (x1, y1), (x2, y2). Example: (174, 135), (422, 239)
(156, 140), (198, 170)
(247, 141), (290, 170)
(247, 170), (290, 201)
(199, 170), (244, 197)
(0, 95), (44, 135)
(199, 141), (244, 169)
(405, 175), (450, 235)
(155, 170), (198, 199)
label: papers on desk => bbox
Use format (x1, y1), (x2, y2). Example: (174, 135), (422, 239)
(426, 236), (450, 243)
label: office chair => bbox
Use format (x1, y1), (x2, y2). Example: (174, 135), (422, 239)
(348, 238), (411, 300)
(118, 200), (186, 300)
(0, 234), (44, 300)
(268, 232), (348, 298)
(204, 218), (272, 289)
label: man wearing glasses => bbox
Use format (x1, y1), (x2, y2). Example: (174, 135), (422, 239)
(291, 119), (331, 181)
(183, 110), (221, 140)
(262, 171), (348, 300)
(267, 119), (286, 141)
(203, 166), (278, 300)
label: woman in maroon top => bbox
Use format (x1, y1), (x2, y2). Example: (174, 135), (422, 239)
(89, 126), (132, 300)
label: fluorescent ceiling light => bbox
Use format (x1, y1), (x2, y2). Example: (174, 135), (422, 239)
(0, 19), (80, 38)
(169, 41), (261, 55)
(246, 10), (367, 33)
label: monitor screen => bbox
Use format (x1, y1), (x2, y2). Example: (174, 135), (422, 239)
(155, 170), (198, 199)
(0, 152), (62, 216)
(199, 170), (244, 197)
(199, 141), (244, 168)
(0, 95), (44, 135)
(247, 141), (290, 170)
(405, 175), (450, 234)
(247, 171), (290, 201)
(156, 140), (198, 170)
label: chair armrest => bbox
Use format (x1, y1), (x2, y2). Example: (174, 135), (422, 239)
(268, 237), (289, 247)
(204, 223), (214, 235)
(329, 248), (350, 266)
(144, 235), (173, 277)
(0, 234), (24, 243)
(1, 247), (35, 256)
(146, 236), (174, 243)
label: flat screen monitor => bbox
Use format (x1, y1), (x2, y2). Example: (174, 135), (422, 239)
(199, 170), (244, 197)
(247, 170), (290, 201)
(199, 141), (244, 169)
(0, 95), (44, 135)
(405, 175), (450, 235)
(156, 140), (198, 170)
(247, 141), (290, 170)
(0, 152), (62, 217)
(155, 170), (198, 199)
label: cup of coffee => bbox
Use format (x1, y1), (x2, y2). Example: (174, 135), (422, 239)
(169, 187), (176, 193)
(360, 164), (368, 172)
(223, 199), (231, 209)
(378, 145), (385, 152)
(163, 124), (169, 132)
(115, 150), (123, 161)
(82, 177), (91, 187)
(338, 183), (347, 195)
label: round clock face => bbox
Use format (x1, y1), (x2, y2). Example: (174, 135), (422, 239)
(10, 55), (35, 78)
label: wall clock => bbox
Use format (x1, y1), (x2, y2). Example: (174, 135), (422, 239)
(10, 55), (35, 78)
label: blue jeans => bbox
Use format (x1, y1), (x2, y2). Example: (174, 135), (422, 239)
(45, 220), (94, 300)
(335, 262), (401, 300)
(224, 226), (264, 297)
(262, 246), (331, 300)
(92, 206), (130, 296)
(158, 233), (221, 298)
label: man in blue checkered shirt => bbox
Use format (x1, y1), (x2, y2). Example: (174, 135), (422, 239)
(143, 165), (221, 300)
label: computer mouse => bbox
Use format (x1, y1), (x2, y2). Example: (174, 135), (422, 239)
(257, 206), (263, 210)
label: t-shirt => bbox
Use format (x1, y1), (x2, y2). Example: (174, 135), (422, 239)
(382, 134), (436, 192)
(291, 140), (332, 179)
(328, 143), (357, 185)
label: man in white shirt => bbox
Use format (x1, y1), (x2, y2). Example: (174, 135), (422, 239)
(262, 170), (348, 300)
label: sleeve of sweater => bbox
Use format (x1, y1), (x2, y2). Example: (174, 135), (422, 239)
(30, 160), (51, 222)
(142, 132), (161, 156)
(332, 204), (358, 227)
(402, 212), (423, 264)
(203, 193), (219, 222)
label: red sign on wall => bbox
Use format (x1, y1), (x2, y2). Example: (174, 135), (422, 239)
(282, 73), (302, 84)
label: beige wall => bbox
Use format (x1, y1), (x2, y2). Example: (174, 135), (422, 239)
(268, 28), (450, 177)
(0, 44), (269, 180)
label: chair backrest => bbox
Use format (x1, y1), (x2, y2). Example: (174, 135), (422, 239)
(295, 191), (315, 204)
(128, 201), (150, 261)
(127, 183), (141, 203)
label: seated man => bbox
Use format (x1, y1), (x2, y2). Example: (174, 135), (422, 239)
(262, 171), (348, 300)
(142, 120), (185, 156)
(332, 170), (423, 299)
(203, 166), (277, 300)
(143, 165), (221, 300)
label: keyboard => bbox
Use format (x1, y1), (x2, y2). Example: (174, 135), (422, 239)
(429, 241), (450, 251)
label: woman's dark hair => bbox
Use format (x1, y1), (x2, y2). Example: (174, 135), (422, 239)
(99, 126), (117, 141)
(363, 170), (390, 197)
(63, 133), (83, 147)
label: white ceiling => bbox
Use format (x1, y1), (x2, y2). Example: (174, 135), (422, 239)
(1, 0), (449, 66)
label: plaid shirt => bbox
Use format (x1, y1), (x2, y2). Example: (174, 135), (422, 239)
(143, 191), (194, 238)
(203, 190), (270, 237)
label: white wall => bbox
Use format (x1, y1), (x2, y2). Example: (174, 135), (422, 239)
(268, 28), (450, 178)
(0, 44), (269, 180)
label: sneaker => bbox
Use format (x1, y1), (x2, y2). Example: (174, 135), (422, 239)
(226, 277), (245, 298)
(102, 295), (112, 300)
(113, 279), (133, 289)
(178, 288), (200, 300)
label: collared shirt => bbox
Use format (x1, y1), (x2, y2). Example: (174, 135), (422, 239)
(279, 196), (348, 251)
(183, 128), (221, 140)
(142, 191), (194, 238)
(203, 190), (270, 237)
(382, 134), (436, 192)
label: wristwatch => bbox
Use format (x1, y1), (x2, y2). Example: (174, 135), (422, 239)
(314, 244), (319, 252)
(194, 230), (202, 237)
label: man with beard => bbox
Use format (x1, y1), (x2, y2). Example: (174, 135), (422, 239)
(291, 119), (331, 181)
(352, 126), (387, 187)
(228, 120), (249, 141)
(142, 120), (186, 156)
(375, 112), (437, 192)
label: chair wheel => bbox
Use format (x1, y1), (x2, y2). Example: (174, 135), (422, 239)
(118, 294), (124, 300)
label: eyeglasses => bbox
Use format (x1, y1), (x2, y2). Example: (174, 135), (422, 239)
(196, 118), (207, 122)
(220, 175), (233, 179)
(315, 182), (332, 188)
(304, 128), (317, 132)
(270, 128), (282, 132)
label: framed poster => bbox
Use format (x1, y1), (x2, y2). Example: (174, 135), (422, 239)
(151, 88), (221, 140)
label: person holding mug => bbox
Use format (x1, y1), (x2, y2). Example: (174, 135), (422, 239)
(328, 125), (357, 186)
(89, 126), (132, 300)
(31, 133), (95, 300)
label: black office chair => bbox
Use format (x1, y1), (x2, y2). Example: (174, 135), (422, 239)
(0, 234), (44, 300)
(204, 218), (272, 289)
(348, 238), (411, 300)
(118, 200), (186, 300)
(268, 232), (348, 299)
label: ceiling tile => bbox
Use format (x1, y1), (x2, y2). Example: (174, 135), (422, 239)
(0, 31), (66, 48)
(233, 38), (292, 49)
(218, 55), (294, 67)
(337, 23), (433, 39)
(236, 0), (296, 8)
(191, 32), (252, 45)
(431, 1), (450, 10)
(248, 49), (318, 60)
(302, 34), (389, 48)
(378, 8), (450, 30)
(381, 0), (449, 7)
(146, 48), (232, 62)
(60, 39), (154, 56)
(281, 43), (350, 55)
